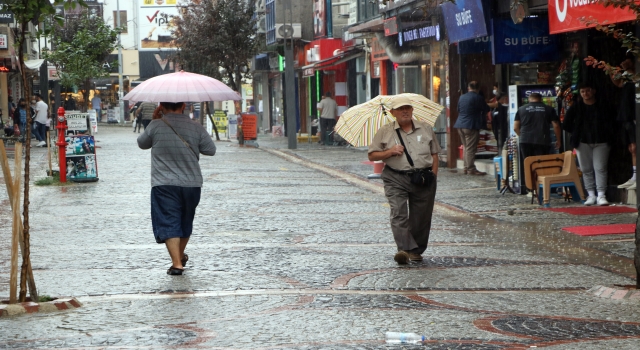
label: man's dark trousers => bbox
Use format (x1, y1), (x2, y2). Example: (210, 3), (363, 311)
(381, 167), (437, 255)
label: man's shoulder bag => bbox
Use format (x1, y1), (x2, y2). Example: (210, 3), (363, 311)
(395, 129), (434, 186)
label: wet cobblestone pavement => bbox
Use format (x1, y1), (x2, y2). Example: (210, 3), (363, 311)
(0, 128), (638, 349)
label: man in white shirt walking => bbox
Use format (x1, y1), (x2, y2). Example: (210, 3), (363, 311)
(317, 92), (337, 145)
(32, 93), (49, 147)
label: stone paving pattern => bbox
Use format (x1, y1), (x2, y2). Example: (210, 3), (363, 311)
(0, 128), (638, 349)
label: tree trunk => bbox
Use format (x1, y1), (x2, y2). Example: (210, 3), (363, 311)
(204, 102), (220, 141)
(18, 20), (37, 303)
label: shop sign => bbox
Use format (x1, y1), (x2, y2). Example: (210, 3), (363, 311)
(48, 66), (59, 81)
(458, 36), (492, 54)
(548, 0), (636, 34)
(0, 34), (6, 49)
(348, 0), (358, 26)
(442, 0), (488, 43)
(139, 51), (177, 79)
(0, 12), (14, 24)
(138, 4), (179, 51)
(370, 37), (389, 62)
(303, 67), (315, 77)
(398, 24), (440, 47)
(384, 17), (398, 36)
(66, 113), (90, 131)
(491, 17), (559, 64)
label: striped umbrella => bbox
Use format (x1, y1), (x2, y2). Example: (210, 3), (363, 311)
(335, 93), (444, 147)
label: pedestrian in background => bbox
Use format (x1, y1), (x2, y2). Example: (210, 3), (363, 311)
(13, 98), (33, 142)
(317, 92), (337, 145)
(64, 95), (77, 111)
(491, 92), (509, 152)
(612, 57), (637, 190)
(514, 92), (562, 194)
(368, 95), (440, 265)
(137, 101), (157, 130)
(562, 83), (615, 206)
(191, 102), (201, 120)
(91, 93), (102, 122)
(32, 93), (49, 147)
(137, 102), (217, 275)
(454, 81), (490, 175)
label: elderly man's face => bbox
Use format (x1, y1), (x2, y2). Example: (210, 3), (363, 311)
(390, 105), (413, 124)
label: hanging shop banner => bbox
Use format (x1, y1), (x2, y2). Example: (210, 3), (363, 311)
(65, 135), (98, 182)
(492, 17), (559, 64)
(548, 0), (636, 34)
(458, 36), (492, 54)
(441, 0), (488, 43)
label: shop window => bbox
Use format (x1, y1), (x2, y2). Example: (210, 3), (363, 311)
(358, 0), (379, 22)
(508, 62), (559, 86)
(113, 11), (127, 34)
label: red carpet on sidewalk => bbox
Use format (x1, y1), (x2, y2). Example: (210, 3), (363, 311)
(562, 224), (636, 236)
(541, 206), (637, 215)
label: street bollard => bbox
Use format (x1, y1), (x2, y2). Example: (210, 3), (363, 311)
(56, 107), (68, 182)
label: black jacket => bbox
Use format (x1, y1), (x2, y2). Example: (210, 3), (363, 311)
(562, 99), (615, 148)
(12, 106), (35, 125)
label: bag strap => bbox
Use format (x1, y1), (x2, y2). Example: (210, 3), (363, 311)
(161, 118), (198, 158)
(395, 128), (415, 167)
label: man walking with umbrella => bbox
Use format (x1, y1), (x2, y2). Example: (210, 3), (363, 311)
(368, 95), (441, 265)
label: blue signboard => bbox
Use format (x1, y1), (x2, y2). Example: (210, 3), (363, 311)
(492, 17), (559, 64)
(441, 0), (488, 43)
(458, 36), (492, 54)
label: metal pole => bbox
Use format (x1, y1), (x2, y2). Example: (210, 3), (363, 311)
(117, 0), (125, 124)
(284, 0), (296, 149)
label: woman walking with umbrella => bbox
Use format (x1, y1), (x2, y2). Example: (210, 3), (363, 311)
(137, 102), (216, 275)
(127, 71), (240, 275)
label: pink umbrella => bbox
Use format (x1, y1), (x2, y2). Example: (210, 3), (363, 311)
(123, 71), (241, 103)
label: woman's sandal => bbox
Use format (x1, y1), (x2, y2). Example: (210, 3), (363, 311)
(167, 266), (184, 275)
(181, 254), (189, 267)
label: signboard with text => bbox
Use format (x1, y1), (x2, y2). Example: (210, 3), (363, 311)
(442, 0), (487, 43)
(66, 113), (90, 131)
(398, 24), (440, 47)
(138, 1), (179, 51)
(492, 17), (559, 64)
(548, 0), (636, 34)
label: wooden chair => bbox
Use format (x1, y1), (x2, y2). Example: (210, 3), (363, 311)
(523, 153), (565, 205)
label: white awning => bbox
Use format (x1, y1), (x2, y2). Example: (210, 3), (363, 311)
(24, 59), (45, 70)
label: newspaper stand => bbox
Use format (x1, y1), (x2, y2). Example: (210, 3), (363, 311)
(239, 113), (259, 148)
(64, 113), (99, 182)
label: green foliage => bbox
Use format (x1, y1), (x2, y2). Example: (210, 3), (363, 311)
(44, 13), (119, 90)
(171, 0), (257, 92)
(37, 295), (54, 302)
(583, 1), (640, 82)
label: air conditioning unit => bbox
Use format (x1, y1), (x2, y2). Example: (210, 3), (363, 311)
(275, 23), (301, 39)
(256, 16), (266, 34)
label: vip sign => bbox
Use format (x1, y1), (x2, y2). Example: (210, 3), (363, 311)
(548, 0), (636, 34)
(138, 3), (179, 50)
